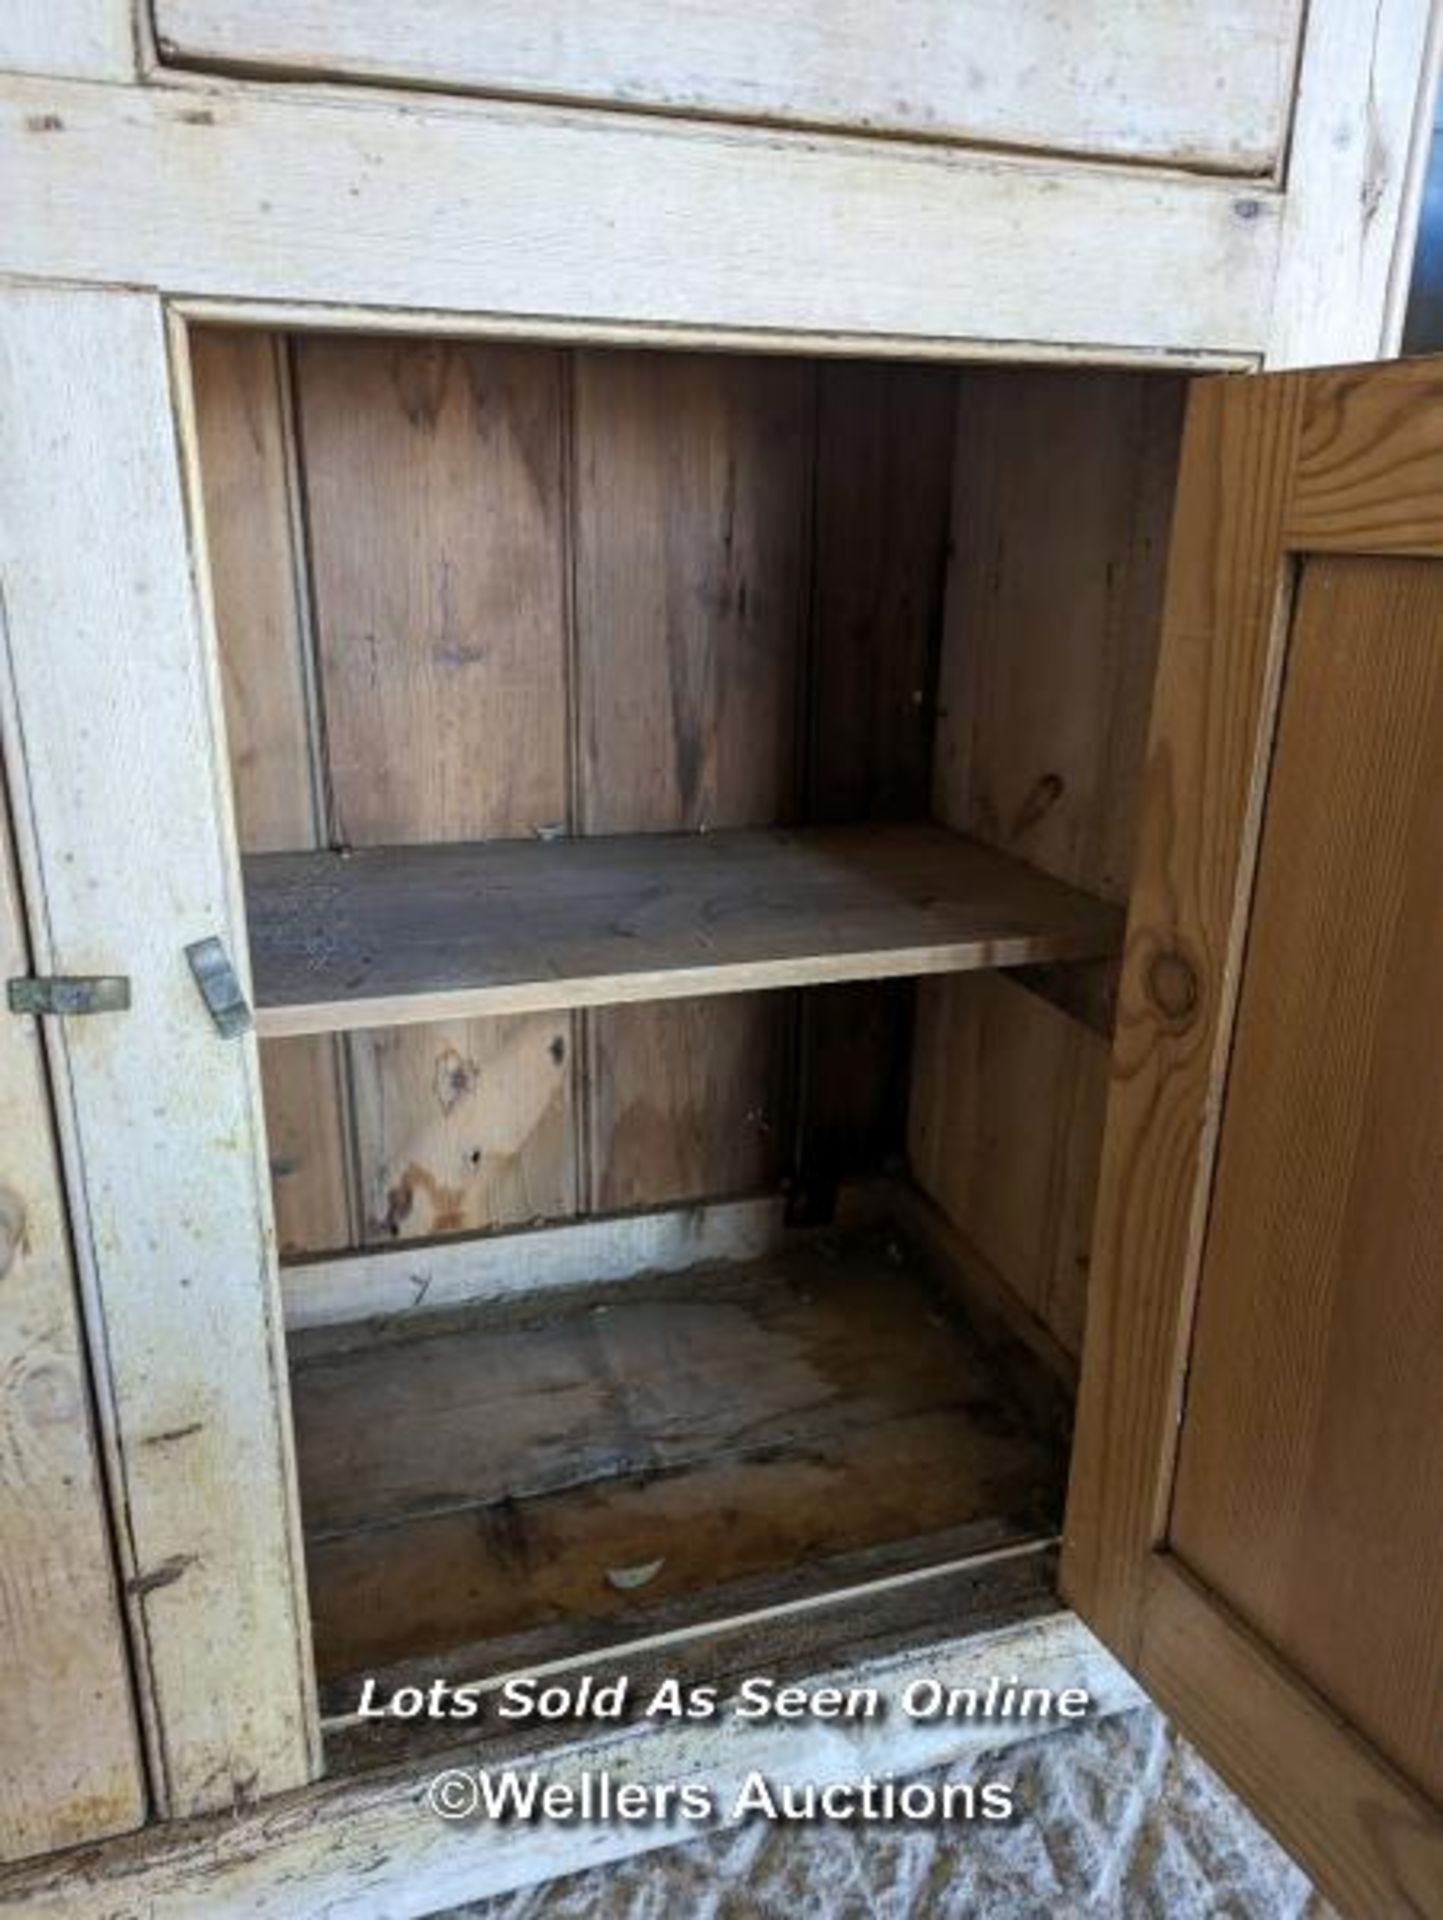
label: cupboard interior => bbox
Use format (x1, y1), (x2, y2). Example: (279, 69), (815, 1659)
(192, 328), (1187, 1719)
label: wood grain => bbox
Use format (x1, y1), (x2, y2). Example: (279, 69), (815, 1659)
(294, 338), (578, 1242)
(295, 1252), (1044, 1534)
(152, 0), (1303, 173)
(0, 73), (1282, 358)
(208, 337), (974, 1241)
(1062, 357), (1443, 1916)
(189, 328), (354, 1257)
(294, 1241), (1063, 1683)
(1287, 358), (1443, 554)
(245, 825), (1124, 1035)
(0, 754), (143, 1859)
(573, 351), (809, 837)
(912, 368), (1186, 1355)
(1266, 0), (1441, 367)
(309, 1418), (1051, 1686)
(0, 288), (318, 1812)
(1170, 556), (1443, 1807)
(573, 351), (811, 1210)
(1139, 1561), (1443, 1920)
(798, 360), (956, 1190)
(1061, 368), (1306, 1659)
(911, 971), (1094, 1333)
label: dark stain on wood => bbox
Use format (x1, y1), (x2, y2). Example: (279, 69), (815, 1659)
(127, 1554), (198, 1598)
(380, 1163), (468, 1238)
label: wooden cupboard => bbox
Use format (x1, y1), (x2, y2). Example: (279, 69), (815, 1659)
(0, 4), (1440, 1915)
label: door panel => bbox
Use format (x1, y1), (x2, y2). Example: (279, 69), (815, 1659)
(1171, 555), (1443, 1806)
(0, 756), (145, 1859)
(1065, 360), (1443, 1916)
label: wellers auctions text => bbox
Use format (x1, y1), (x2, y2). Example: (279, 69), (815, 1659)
(426, 1766), (1017, 1826)
(360, 1672), (1094, 1726)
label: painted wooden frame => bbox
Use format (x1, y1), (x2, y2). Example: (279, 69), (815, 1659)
(0, 1562), (1142, 1919)
(0, 0), (1437, 1895)
(0, 290), (320, 1819)
(150, 0), (1306, 175)
(0, 739), (145, 1859)
(1062, 357), (1443, 1913)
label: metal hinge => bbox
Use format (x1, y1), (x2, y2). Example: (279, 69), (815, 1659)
(7, 975), (131, 1017)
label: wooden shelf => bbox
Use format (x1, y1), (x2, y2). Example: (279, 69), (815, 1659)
(244, 822), (1122, 1039)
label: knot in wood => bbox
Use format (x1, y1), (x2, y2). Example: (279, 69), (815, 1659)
(1146, 948), (1199, 1024)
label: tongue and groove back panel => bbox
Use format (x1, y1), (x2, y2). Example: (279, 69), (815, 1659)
(192, 330), (956, 1264)
(191, 330), (1182, 1372)
(189, 332), (358, 1252)
(909, 369), (1187, 1359)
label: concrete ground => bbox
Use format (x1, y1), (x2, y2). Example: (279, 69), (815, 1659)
(444, 1708), (1332, 1919)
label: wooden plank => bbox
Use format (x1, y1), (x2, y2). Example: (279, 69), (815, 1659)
(797, 361), (956, 1192)
(0, 1583), (1139, 1920)
(0, 289), (318, 1811)
(282, 1195), (790, 1331)
(328, 1516), (1044, 1726)
(0, 75), (1280, 357)
(806, 362), (955, 826)
(912, 369), (1186, 1356)
(0, 754), (144, 1860)
(1286, 357), (1443, 554)
(344, 1017), (574, 1241)
(1061, 370), (1308, 1663)
(1168, 556), (1443, 1807)
(294, 1246), (1053, 1532)
(582, 994), (791, 1210)
(294, 1243), (1064, 1683)
(1265, 0), (1441, 366)
(153, 0), (1303, 175)
(294, 337), (577, 1242)
(1139, 1561), (1443, 1920)
(295, 339), (570, 852)
(308, 1411), (1058, 1686)
(910, 972), (1084, 1337)
(189, 327), (353, 1257)
(0, 1), (135, 79)
(572, 351), (810, 1211)
(245, 826), (1123, 1037)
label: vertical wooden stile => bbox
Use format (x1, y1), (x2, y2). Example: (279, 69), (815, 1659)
(0, 288), (318, 1814)
(0, 753), (145, 1859)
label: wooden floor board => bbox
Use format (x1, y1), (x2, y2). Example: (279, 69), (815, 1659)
(292, 1236), (1066, 1691)
(247, 822), (1120, 1037)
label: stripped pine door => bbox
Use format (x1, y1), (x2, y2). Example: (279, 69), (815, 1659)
(1064, 357), (1443, 1916)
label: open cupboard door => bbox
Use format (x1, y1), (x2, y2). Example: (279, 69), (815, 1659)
(1063, 356), (1443, 1915)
